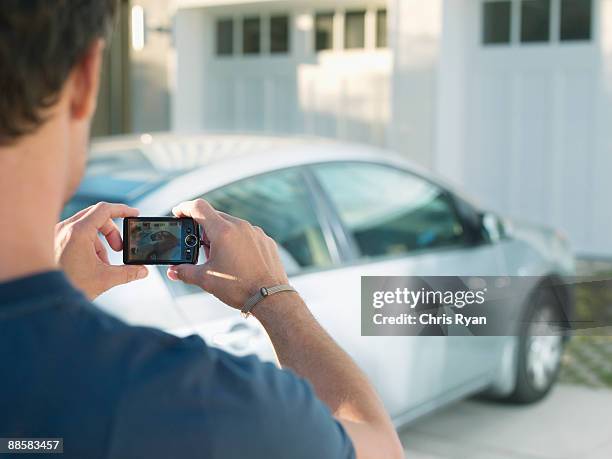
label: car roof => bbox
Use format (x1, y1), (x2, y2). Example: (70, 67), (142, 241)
(91, 131), (395, 167)
(80, 133), (308, 203)
(80, 132), (478, 210)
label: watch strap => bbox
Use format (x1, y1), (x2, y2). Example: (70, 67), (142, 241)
(241, 284), (296, 318)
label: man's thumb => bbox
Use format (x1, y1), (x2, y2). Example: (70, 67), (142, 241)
(167, 264), (203, 286)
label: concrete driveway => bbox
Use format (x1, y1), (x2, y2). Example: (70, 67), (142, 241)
(399, 384), (612, 459)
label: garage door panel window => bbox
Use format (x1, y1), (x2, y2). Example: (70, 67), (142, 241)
(376, 9), (388, 48)
(521, 0), (551, 43)
(560, 0), (592, 41)
(482, 0), (592, 45)
(345, 10), (366, 49)
(216, 19), (234, 56)
(270, 15), (290, 53)
(242, 17), (261, 54)
(313, 163), (467, 259)
(315, 12), (334, 51)
(483, 1), (512, 44)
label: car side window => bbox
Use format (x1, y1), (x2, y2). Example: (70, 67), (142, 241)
(313, 162), (467, 258)
(161, 168), (332, 298)
(204, 168), (332, 271)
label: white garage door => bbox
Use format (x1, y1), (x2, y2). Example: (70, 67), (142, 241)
(463, 0), (611, 257)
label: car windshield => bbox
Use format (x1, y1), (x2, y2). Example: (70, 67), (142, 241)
(87, 148), (174, 180)
(60, 147), (187, 221)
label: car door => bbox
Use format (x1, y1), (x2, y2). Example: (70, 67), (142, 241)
(179, 165), (450, 417)
(308, 161), (508, 415)
(157, 167), (341, 365)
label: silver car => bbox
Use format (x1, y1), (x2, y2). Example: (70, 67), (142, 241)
(64, 133), (575, 428)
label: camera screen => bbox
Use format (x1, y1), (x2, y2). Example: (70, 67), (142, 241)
(127, 220), (182, 262)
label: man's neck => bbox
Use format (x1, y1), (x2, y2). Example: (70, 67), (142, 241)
(0, 132), (66, 283)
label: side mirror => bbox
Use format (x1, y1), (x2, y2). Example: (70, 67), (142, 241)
(481, 212), (504, 242)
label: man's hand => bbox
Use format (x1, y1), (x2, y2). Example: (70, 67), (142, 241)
(167, 199), (402, 458)
(55, 202), (148, 300)
(167, 199), (288, 309)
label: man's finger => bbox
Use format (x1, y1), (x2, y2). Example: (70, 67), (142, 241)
(104, 264), (148, 288)
(172, 200), (226, 241)
(94, 236), (110, 265)
(167, 264), (209, 289)
(82, 202), (139, 230)
(98, 219), (123, 252)
(63, 205), (92, 224)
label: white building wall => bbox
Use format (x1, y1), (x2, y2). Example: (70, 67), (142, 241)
(388, 0), (443, 168)
(173, 7), (208, 131)
(173, 0), (391, 147)
(434, 0), (471, 186)
(131, 0), (172, 132)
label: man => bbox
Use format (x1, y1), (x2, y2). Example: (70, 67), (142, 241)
(0, 2), (403, 458)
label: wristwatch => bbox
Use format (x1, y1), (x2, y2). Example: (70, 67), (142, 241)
(241, 284), (296, 318)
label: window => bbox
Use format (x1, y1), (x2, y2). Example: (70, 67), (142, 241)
(270, 15), (290, 53)
(521, 0), (551, 42)
(205, 169), (332, 270)
(242, 17), (261, 54)
(376, 9), (388, 48)
(483, 0), (592, 46)
(216, 19), (233, 56)
(482, 1), (511, 44)
(345, 10), (366, 49)
(315, 12), (334, 51)
(560, 0), (592, 41)
(314, 163), (466, 258)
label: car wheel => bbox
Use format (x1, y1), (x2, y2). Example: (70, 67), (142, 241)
(507, 287), (565, 404)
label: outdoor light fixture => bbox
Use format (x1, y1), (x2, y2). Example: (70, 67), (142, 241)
(296, 14), (313, 32)
(131, 5), (145, 51)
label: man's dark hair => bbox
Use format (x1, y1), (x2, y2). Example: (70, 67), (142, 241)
(0, 1), (117, 145)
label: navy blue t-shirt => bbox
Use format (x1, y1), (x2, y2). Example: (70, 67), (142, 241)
(0, 271), (354, 458)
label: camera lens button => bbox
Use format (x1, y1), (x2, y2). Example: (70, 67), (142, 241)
(185, 234), (198, 248)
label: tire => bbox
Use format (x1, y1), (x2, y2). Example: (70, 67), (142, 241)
(506, 287), (565, 404)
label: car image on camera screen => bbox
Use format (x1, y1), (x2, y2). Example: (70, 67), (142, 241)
(128, 220), (181, 262)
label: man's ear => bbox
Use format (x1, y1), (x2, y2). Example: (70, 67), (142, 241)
(69, 39), (105, 121)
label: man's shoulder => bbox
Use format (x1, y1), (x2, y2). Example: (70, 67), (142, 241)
(72, 298), (220, 383)
(2, 275), (354, 459)
(69, 299), (276, 405)
(76, 305), (354, 459)
(101, 315), (355, 459)
(1, 269), (352, 459)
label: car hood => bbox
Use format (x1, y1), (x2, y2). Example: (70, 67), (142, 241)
(504, 217), (575, 275)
